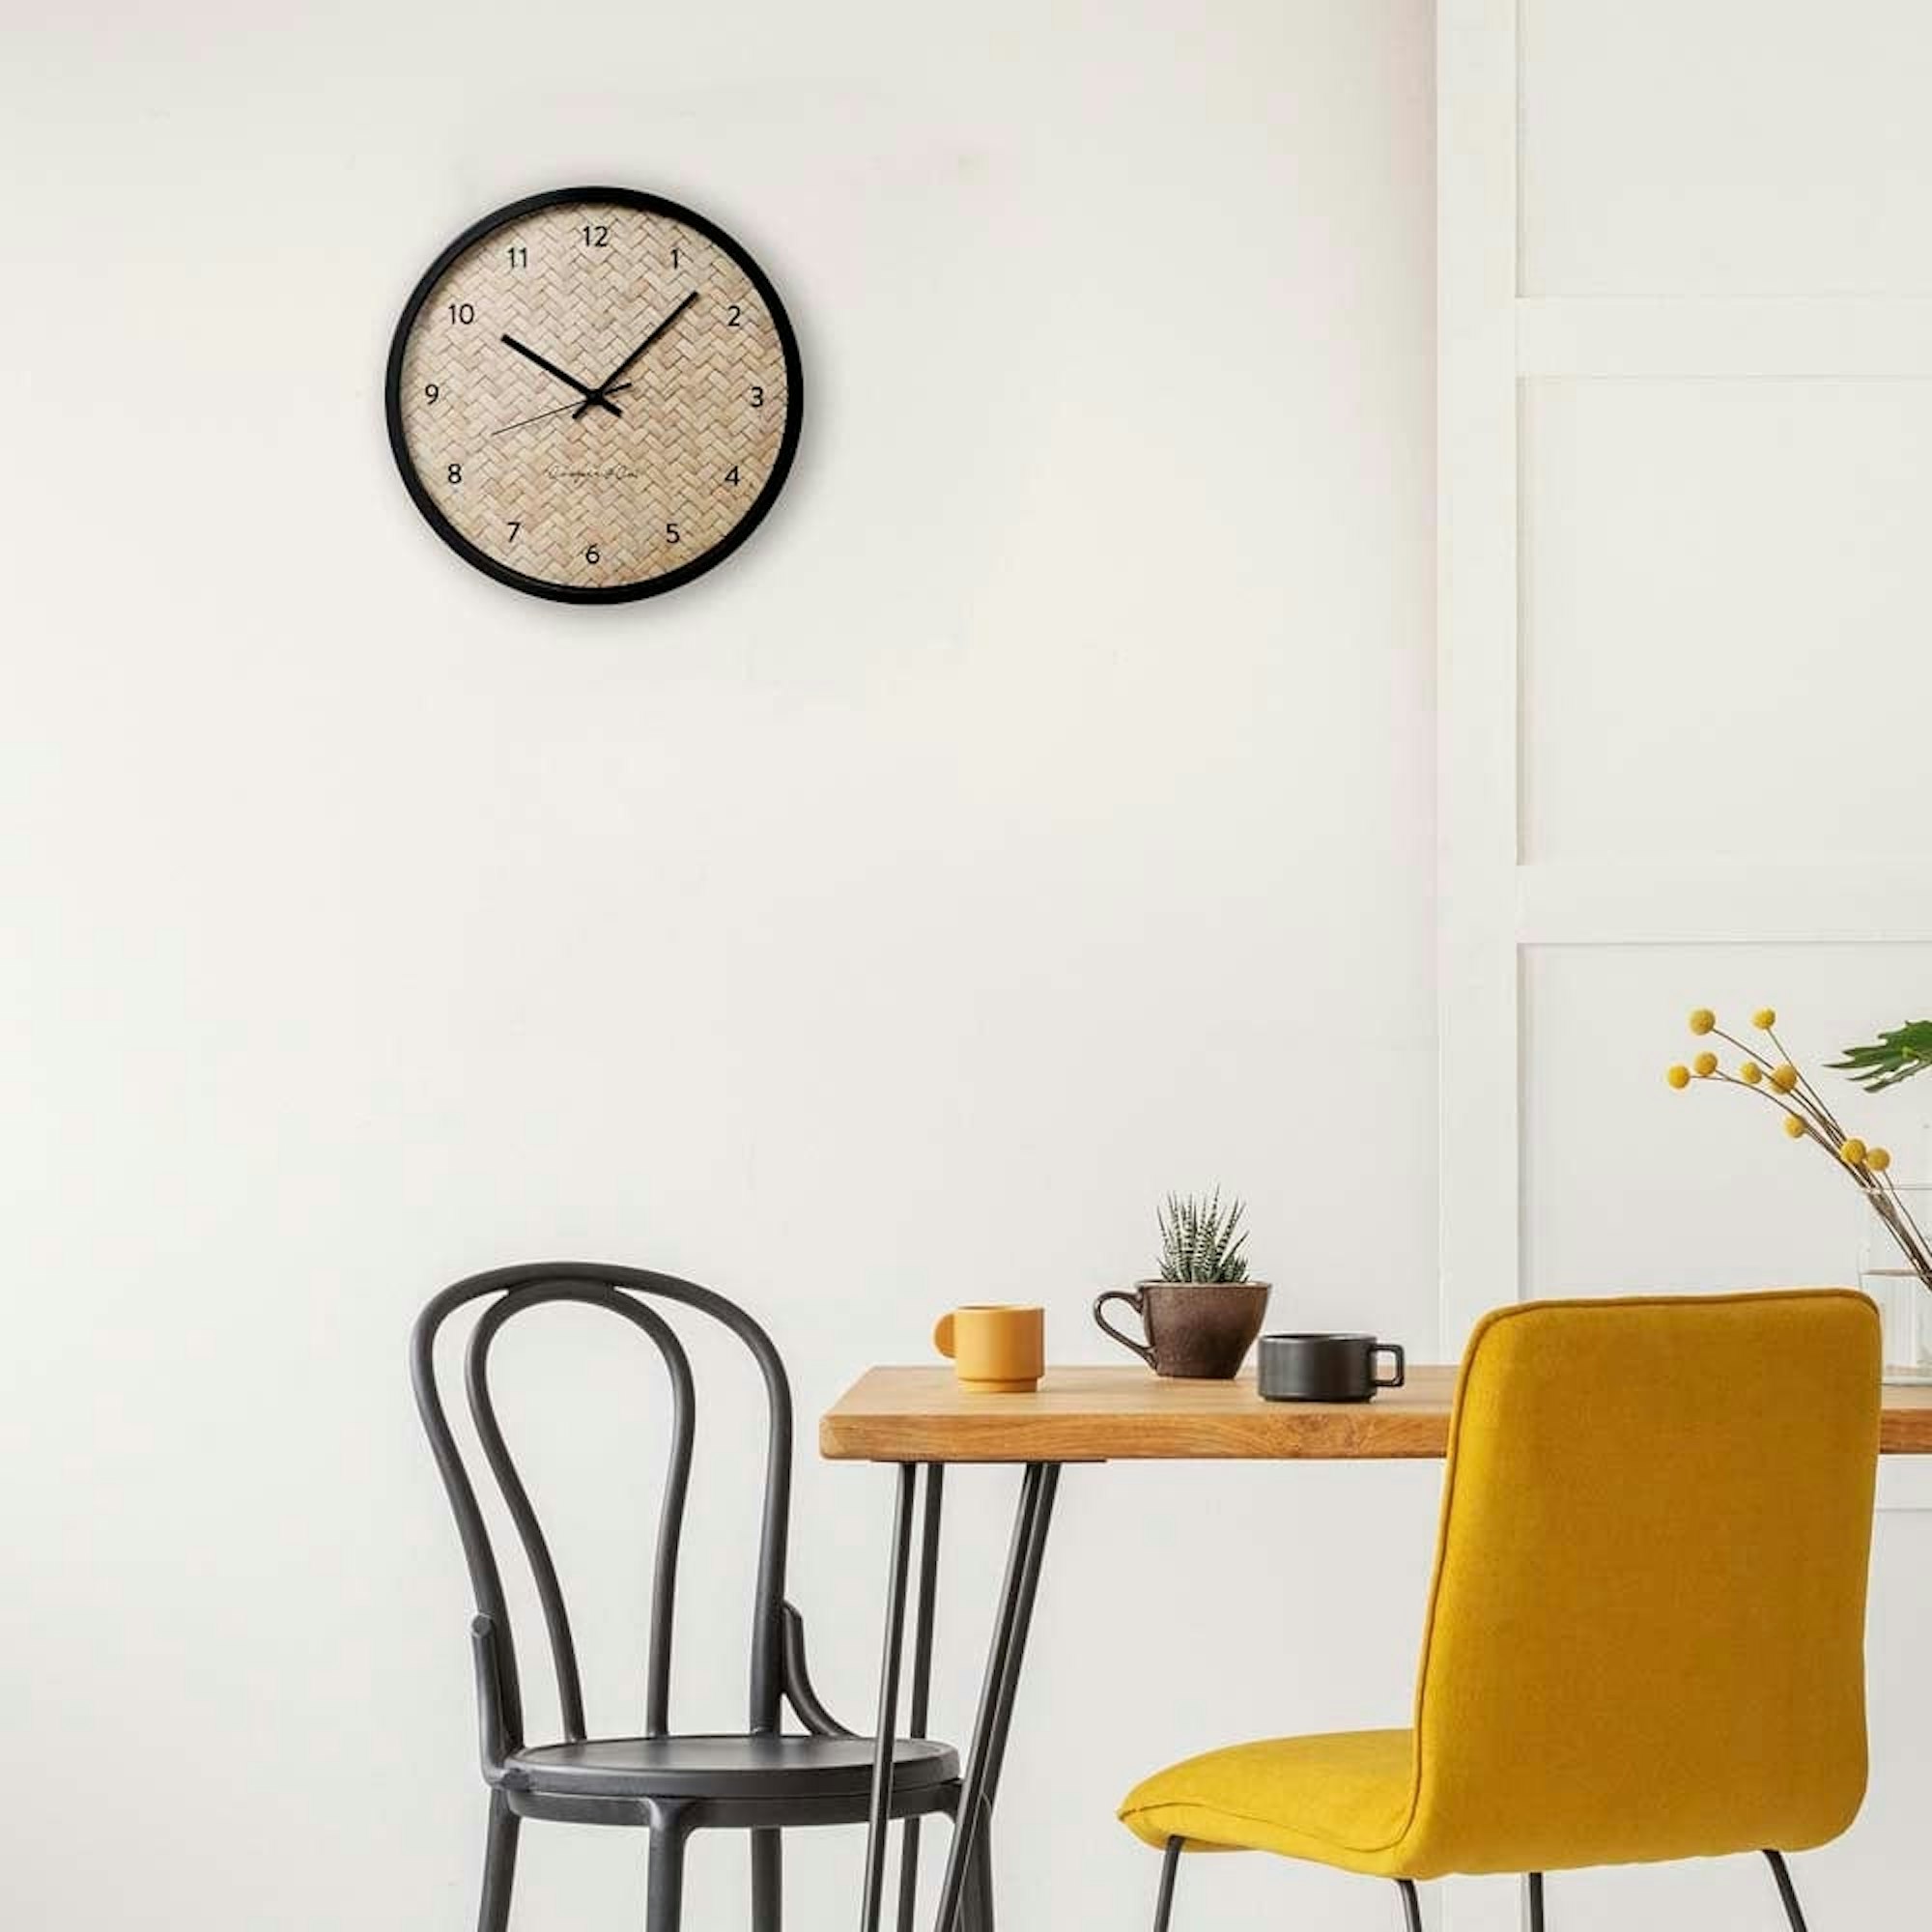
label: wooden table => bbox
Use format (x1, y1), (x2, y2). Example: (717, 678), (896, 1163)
(822, 1363), (1932, 1463)
(821, 1365), (1932, 1932)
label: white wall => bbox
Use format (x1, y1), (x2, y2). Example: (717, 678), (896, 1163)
(1443, 2), (1932, 1927)
(0, 5), (1436, 1929)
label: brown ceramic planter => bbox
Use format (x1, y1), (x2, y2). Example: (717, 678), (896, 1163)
(1092, 1279), (1272, 1379)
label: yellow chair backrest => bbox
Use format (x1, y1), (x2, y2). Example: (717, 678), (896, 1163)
(1403, 1291), (1880, 1877)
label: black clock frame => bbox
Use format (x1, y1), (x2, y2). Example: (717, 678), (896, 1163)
(384, 185), (805, 606)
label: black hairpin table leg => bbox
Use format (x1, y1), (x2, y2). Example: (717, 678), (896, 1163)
(896, 1466), (947, 1932)
(856, 1462), (1064, 1932)
(929, 1463), (1061, 1932)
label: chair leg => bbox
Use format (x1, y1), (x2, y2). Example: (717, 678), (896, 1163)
(1151, 1836), (1183, 1932)
(752, 1827), (781, 1932)
(646, 1818), (689, 1932)
(1764, 1851), (1810, 1932)
(1395, 1878), (1422, 1932)
(965, 1808), (995, 1932)
(476, 1790), (519, 1932)
(1529, 1871), (1546, 1932)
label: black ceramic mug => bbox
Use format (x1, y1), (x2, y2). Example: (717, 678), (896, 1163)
(1257, 1332), (1406, 1403)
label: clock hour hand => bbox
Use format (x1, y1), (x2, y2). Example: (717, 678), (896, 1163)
(491, 382), (634, 436)
(499, 334), (624, 417)
(570, 290), (700, 419)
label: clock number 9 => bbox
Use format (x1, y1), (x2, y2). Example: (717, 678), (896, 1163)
(424, 382), (440, 404)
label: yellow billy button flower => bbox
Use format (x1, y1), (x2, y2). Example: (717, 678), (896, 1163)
(1740, 1061), (1763, 1085)
(1784, 1115), (1807, 1139)
(1666, 1065), (1691, 1090)
(1692, 1051), (1719, 1077)
(1869, 1147), (1893, 1173)
(1770, 1064), (1799, 1094)
(1839, 1138), (1868, 1166)
(1753, 1008), (1776, 1030)
(1689, 1009), (1717, 1036)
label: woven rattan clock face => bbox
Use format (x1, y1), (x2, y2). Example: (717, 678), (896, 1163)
(385, 189), (802, 603)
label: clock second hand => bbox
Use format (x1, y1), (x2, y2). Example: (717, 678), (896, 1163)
(491, 382), (634, 436)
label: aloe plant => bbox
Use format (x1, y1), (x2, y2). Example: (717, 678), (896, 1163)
(1156, 1189), (1252, 1284)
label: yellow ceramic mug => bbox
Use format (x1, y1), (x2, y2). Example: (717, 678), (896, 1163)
(933, 1304), (1045, 1393)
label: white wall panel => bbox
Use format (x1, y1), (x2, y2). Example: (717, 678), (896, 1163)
(1448, 8), (1932, 1926)
(1521, 378), (1932, 863)
(1520, 0), (1932, 296)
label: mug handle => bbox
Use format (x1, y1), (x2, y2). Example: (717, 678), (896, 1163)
(1092, 1289), (1155, 1368)
(1372, 1342), (1406, 1390)
(933, 1313), (956, 1359)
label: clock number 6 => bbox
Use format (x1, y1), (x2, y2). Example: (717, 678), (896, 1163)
(585, 544), (600, 565)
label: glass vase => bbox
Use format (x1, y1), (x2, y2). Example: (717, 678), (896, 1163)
(1857, 1183), (1932, 1385)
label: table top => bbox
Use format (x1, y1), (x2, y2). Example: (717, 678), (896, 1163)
(818, 1363), (1932, 1463)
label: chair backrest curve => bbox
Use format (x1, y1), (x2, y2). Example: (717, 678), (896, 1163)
(1403, 1290), (1880, 1877)
(410, 1262), (793, 1754)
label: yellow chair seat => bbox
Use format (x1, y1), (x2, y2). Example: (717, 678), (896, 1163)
(1121, 1728), (1416, 1877)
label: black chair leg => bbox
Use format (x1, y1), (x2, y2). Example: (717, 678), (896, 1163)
(646, 1818), (689, 1932)
(476, 1790), (519, 1932)
(752, 1827), (781, 1932)
(965, 1810), (996, 1932)
(1395, 1878), (1422, 1932)
(1151, 1836), (1184, 1932)
(1530, 1871), (1546, 1931)
(1765, 1851), (1810, 1932)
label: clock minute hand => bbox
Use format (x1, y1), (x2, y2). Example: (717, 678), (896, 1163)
(571, 291), (700, 419)
(499, 334), (624, 418)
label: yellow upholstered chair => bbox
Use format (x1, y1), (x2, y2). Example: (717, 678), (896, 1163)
(1119, 1292), (1882, 1931)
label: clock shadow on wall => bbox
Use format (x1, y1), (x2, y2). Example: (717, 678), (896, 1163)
(384, 186), (804, 605)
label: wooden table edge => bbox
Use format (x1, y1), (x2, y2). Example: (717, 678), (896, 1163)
(817, 1366), (1932, 1463)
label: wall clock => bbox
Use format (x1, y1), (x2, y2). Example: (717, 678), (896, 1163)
(384, 187), (802, 604)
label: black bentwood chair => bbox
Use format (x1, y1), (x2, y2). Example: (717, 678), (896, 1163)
(412, 1262), (985, 1932)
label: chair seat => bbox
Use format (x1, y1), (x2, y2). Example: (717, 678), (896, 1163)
(507, 1732), (960, 1803)
(1120, 1728), (1417, 1876)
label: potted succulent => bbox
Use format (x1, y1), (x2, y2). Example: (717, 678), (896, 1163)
(1093, 1190), (1271, 1378)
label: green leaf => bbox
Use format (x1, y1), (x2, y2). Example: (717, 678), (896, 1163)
(1829, 1020), (1932, 1093)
